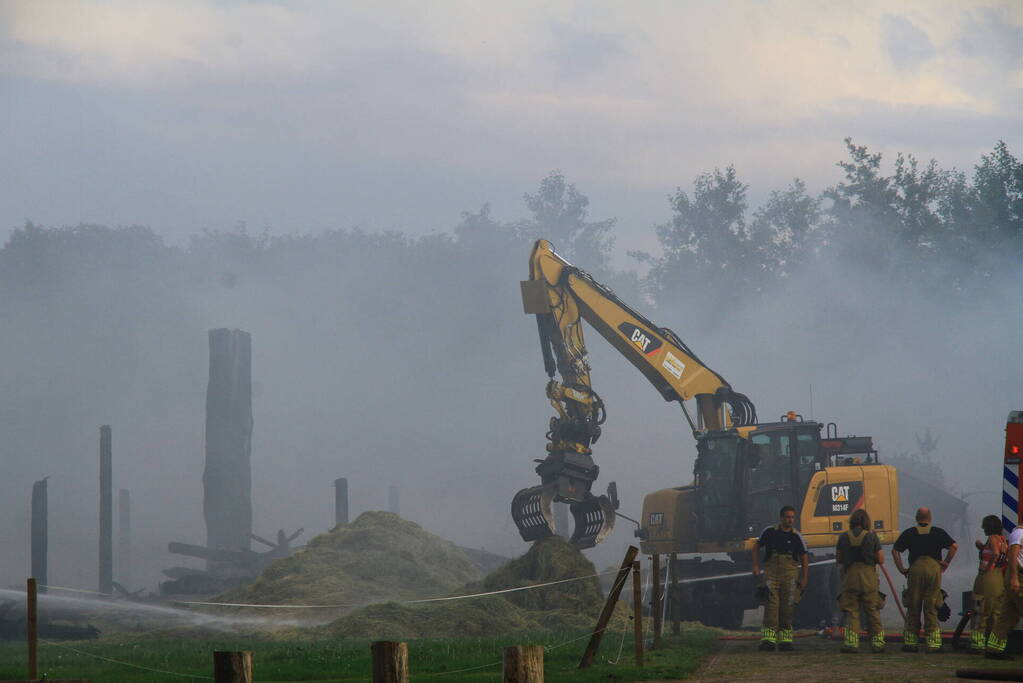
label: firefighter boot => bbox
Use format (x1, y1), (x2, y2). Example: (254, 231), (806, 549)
(871, 631), (886, 654)
(970, 630), (986, 654)
(985, 633), (1014, 660)
(759, 627), (776, 651)
(926, 629), (943, 653)
(841, 627), (859, 654)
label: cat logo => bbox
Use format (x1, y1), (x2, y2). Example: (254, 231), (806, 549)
(617, 322), (663, 356)
(648, 512), (664, 526)
(814, 481), (863, 516)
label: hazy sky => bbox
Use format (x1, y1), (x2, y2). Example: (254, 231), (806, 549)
(3, 1), (1022, 253)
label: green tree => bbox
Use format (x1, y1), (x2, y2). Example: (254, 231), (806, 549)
(518, 171), (615, 274)
(751, 178), (822, 280)
(640, 165), (759, 308)
(972, 140), (1023, 246)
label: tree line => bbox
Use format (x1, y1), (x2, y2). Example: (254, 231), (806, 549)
(8, 137), (1019, 311)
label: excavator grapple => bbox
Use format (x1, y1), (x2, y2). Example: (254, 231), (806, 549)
(511, 485), (554, 543)
(511, 483), (616, 549)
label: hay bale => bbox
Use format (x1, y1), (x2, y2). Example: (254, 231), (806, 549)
(471, 536), (603, 613)
(318, 536), (616, 639)
(325, 598), (538, 639)
(217, 511), (480, 607)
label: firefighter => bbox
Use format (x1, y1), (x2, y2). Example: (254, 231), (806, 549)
(985, 520), (1023, 659)
(892, 507), (958, 653)
(752, 505), (809, 651)
(970, 515), (1007, 653)
(836, 508), (886, 653)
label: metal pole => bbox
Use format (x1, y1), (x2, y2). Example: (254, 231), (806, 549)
(651, 554), (662, 649)
(670, 552), (680, 635)
(632, 560), (644, 666)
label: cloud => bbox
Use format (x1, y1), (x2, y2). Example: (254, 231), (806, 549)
(955, 6), (1023, 70)
(881, 15), (935, 72)
(546, 24), (628, 78)
(0, 1), (1019, 240)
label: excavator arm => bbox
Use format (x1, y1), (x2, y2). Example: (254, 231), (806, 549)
(512, 239), (756, 548)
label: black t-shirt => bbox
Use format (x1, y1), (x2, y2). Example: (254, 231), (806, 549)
(758, 525), (807, 561)
(893, 525), (955, 564)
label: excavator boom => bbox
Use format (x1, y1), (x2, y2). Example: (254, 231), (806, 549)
(512, 239), (756, 547)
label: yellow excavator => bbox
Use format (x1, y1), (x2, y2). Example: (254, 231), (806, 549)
(512, 239), (900, 627)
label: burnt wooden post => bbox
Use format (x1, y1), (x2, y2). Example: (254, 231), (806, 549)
(632, 560), (644, 666)
(213, 651), (253, 683)
(26, 578), (37, 679)
(579, 545), (639, 669)
(334, 478), (349, 526)
(99, 425), (113, 595)
(670, 552), (680, 635)
(502, 645), (543, 682)
(118, 489), (131, 589)
(371, 641), (408, 683)
(204, 329), (253, 567)
(651, 553), (662, 649)
(31, 479), (48, 593)
(388, 485), (399, 516)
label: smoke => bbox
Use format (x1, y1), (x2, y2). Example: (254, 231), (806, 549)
(0, 191), (1018, 594)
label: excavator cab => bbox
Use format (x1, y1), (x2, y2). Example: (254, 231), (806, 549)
(690, 415), (829, 544)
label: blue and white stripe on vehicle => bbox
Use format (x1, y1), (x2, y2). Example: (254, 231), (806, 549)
(1003, 464), (1019, 532)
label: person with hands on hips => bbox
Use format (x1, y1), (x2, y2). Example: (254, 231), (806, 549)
(891, 507), (957, 653)
(752, 505), (809, 652)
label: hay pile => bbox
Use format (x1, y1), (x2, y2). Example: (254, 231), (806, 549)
(217, 511), (481, 607)
(319, 535), (620, 639)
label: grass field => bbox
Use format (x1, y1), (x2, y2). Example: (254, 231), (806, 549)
(0, 629), (718, 682)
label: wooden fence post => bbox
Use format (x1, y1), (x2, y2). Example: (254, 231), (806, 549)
(27, 578), (37, 679)
(651, 553), (662, 649)
(632, 561), (644, 667)
(579, 545), (639, 669)
(670, 552), (680, 635)
(213, 651), (252, 683)
(502, 645), (543, 682)
(372, 641), (409, 683)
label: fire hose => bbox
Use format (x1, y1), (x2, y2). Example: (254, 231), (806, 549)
(878, 562), (906, 621)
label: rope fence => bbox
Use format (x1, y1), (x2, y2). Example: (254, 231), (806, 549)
(170, 569), (621, 609)
(42, 639), (215, 681)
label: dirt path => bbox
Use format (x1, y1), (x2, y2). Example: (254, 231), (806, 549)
(688, 637), (1023, 682)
